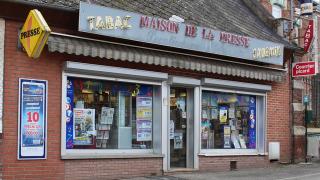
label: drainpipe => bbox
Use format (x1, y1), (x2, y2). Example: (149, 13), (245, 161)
(290, 52), (295, 164)
(290, 0), (295, 164)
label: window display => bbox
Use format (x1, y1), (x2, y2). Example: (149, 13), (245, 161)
(201, 91), (256, 149)
(65, 77), (153, 149)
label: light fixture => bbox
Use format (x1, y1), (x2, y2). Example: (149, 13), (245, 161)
(169, 15), (184, 23)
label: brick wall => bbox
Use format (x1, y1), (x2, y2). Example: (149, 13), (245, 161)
(2, 19), (292, 178)
(199, 156), (269, 172)
(267, 70), (291, 163)
(2, 20), (164, 180)
(3, 20), (65, 180)
(260, 0), (272, 13)
(65, 158), (162, 180)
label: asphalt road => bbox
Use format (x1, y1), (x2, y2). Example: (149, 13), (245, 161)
(129, 161), (320, 180)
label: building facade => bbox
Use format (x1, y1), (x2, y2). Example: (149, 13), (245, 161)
(0, 0), (297, 179)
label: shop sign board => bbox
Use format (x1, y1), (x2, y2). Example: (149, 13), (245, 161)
(292, 61), (318, 77)
(18, 79), (47, 160)
(19, 9), (51, 58)
(79, 2), (284, 65)
(304, 20), (314, 52)
(299, 0), (313, 16)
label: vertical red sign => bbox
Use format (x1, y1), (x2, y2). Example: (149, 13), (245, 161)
(304, 20), (314, 52)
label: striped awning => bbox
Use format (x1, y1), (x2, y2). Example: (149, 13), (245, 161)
(47, 33), (287, 82)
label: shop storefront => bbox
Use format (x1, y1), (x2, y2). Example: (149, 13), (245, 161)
(0, 1), (293, 179)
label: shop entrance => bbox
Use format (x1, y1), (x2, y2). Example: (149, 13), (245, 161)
(169, 87), (194, 169)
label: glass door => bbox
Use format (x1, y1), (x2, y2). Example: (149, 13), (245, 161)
(170, 88), (187, 168)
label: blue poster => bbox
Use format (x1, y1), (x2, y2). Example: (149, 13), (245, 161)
(248, 96), (256, 149)
(18, 79), (47, 160)
(66, 78), (74, 149)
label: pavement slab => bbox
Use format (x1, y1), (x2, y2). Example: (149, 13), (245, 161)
(128, 161), (320, 180)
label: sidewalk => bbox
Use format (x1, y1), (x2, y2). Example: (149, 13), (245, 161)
(128, 161), (320, 180)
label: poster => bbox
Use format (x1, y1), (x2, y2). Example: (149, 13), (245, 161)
(174, 132), (183, 149)
(223, 135), (231, 148)
(137, 129), (152, 141)
(248, 96), (256, 149)
(224, 125), (231, 135)
(223, 125), (231, 148)
(219, 106), (228, 123)
(170, 120), (175, 139)
(137, 108), (152, 119)
(201, 119), (210, 139)
(18, 79), (47, 160)
(202, 109), (208, 119)
(137, 120), (152, 129)
(73, 108), (95, 145)
(211, 108), (218, 119)
(136, 96), (152, 141)
(66, 78), (74, 149)
(229, 108), (235, 119)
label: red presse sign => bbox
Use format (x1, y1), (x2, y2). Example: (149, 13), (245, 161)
(292, 61), (318, 77)
(304, 20), (314, 52)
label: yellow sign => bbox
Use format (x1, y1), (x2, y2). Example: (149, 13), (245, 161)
(19, 9), (51, 58)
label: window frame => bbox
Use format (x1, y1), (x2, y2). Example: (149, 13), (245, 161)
(61, 72), (164, 159)
(199, 87), (267, 156)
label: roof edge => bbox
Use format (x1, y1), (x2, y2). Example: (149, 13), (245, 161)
(2, 0), (78, 12)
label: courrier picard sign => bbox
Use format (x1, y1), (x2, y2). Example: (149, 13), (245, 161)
(79, 2), (284, 66)
(292, 61), (318, 77)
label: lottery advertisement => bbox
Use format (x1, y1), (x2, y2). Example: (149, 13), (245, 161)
(18, 79), (47, 160)
(136, 85), (153, 141)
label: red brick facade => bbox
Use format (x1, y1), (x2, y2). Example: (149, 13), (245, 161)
(199, 156), (269, 172)
(1, 19), (292, 179)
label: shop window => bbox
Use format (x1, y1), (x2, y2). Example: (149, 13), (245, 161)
(201, 91), (257, 150)
(65, 77), (153, 149)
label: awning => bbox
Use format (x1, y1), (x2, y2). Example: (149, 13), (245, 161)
(47, 33), (287, 82)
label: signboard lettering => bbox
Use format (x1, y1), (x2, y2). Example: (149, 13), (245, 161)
(304, 20), (314, 52)
(202, 28), (214, 40)
(140, 15), (179, 33)
(79, 2), (284, 65)
(300, 0), (313, 16)
(253, 46), (281, 59)
(19, 9), (51, 58)
(219, 32), (250, 48)
(87, 15), (132, 30)
(292, 61), (318, 77)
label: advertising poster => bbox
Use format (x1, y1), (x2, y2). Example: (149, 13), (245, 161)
(137, 129), (152, 141)
(137, 120), (152, 129)
(219, 106), (228, 123)
(136, 95), (152, 141)
(170, 120), (175, 139)
(248, 96), (256, 149)
(211, 108), (218, 119)
(18, 79), (47, 160)
(223, 125), (231, 148)
(201, 119), (210, 139)
(73, 108), (95, 145)
(174, 132), (183, 149)
(66, 78), (74, 149)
